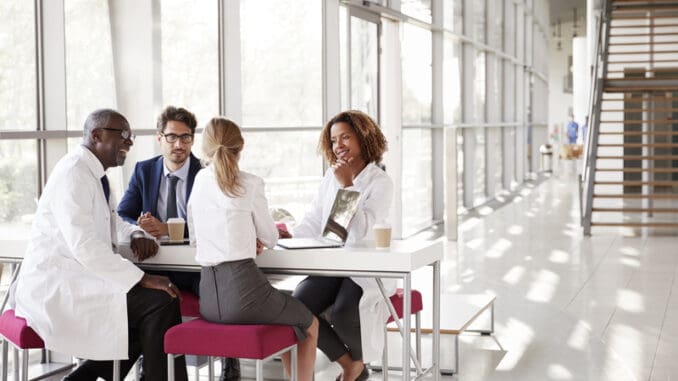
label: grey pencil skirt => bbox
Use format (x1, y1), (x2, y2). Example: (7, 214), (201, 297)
(199, 258), (314, 341)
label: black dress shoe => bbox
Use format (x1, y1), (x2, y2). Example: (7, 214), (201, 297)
(220, 357), (241, 381)
(335, 365), (369, 381)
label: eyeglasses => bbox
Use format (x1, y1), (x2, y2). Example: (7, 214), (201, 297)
(101, 128), (136, 142)
(160, 133), (194, 144)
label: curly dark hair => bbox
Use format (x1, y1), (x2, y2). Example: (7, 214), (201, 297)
(318, 110), (388, 165)
(156, 106), (197, 134)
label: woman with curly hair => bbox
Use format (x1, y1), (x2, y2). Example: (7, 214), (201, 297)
(286, 110), (395, 381)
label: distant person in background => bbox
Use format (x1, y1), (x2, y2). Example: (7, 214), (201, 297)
(567, 116), (579, 144)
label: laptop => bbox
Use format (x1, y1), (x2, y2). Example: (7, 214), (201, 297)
(277, 189), (361, 249)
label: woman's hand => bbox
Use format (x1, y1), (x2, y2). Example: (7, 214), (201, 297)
(278, 228), (292, 239)
(332, 158), (354, 188)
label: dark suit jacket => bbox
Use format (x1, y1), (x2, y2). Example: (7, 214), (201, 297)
(117, 154), (202, 234)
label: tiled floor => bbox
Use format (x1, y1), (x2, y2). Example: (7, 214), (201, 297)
(14, 172), (678, 380)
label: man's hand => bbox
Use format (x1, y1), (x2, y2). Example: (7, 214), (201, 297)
(139, 273), (180, 299)
(332, 158), (354, 188)
(256, 239), (264, 255)
(137, 212), (168, 238)
(131, 233), (159, 261)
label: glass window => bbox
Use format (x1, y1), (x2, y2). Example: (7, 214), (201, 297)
(443, 38), (461, 125)
(350, 16), (379, 120)
(457, 129), (465, 213)
(473, 128), (486, 205)
(474, 0), (486, 44)
(65, 0), (116, 131)
(0, 140), (38, 240)
(487, 0), (503, 49)
(0, 0), (36, 131)
(474, 51), (486, 123)
(241, 0), (322, 127)
(401, 0), (432, 23)
(161, 0), (219, 127)
(239, 130), (323, 221)
(402, 128), (432, 236)
(402, 24), (432, 125)
(443, 0), (462, 33)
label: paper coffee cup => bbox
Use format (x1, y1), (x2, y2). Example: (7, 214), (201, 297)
(373, 223), (392, 249)
(167, 217), (185, 242)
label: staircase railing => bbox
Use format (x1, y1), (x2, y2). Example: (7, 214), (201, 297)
(580, 0), (612, 235)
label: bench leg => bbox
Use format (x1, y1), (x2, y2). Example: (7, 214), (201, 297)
(454, 335), (459, 374)
(255, 359), (263, 381)
(291, 346), (298, 381)
(167, 354), (175, 381)
(208, 357), (214, 380)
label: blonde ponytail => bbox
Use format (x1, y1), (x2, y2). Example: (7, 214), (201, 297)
(202, 117), (244, 197)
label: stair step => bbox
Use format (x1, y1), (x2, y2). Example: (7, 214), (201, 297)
(612, 5), (678, 12)
(601, 108), (678, 112)
(608, 50), (678, 55)
(612, 14), (678, 20)
(600, 119), (678, 124)
(604, 86), (678, 92)
(602, 96), (678, 101)
(598, 143), (678, 148)
(596, 167), (678, 172)
(593, 207), (678, 212)
(608, 58), (678, 64)
(595, 181), (678, 186)
(597, 155), (678, 159)
(609, 23), (678, 28)
(598, 131), (678, 136)
(599, 131), (678, 136)
(594, 193), (678, 199)
(591, 222), (678, 227)
(610, 32), (678, 36)
(610, 40), (678, 46)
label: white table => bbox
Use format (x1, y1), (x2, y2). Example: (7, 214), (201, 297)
(1, 239), (443, 380)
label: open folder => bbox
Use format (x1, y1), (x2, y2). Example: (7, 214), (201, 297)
(277, 189), (361, 249)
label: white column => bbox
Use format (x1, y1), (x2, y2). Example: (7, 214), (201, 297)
(380, 18), (403, 239)
(572, 36), (588, 127)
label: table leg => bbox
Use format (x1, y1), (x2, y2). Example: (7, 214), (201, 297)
(433, 260), (441, 381)
(402, 273), (411, 380)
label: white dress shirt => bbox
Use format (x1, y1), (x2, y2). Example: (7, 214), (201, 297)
(12, 146), (144, 360)
(294, 162), (393, 245)
(188, 166), (278, 266)
(292, 162), (396, 363)
(157, 158), (190, 221)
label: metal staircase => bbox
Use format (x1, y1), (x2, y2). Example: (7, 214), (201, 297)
(581, 0), (678, 235)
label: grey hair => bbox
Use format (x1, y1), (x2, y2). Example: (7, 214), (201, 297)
(83, 108), (125, 137)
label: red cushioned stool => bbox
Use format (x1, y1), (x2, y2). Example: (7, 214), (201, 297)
(381, 289), (423, 378)
(0, 310), (122, 381)
(179, 291), (200, 318)
(164, 319), (298, 381)
(0, 309), (44, 381)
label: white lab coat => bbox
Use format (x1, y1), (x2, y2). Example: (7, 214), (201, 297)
(294, 163), (395, 363)
(10, 146), (144, 360)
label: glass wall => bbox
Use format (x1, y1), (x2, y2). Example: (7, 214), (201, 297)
(0, 0), (551, 240)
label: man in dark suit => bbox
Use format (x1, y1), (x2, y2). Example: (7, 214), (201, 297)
(118, 106), (240, 380)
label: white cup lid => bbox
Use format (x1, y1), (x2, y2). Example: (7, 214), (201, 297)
(167, 217), (185, 223)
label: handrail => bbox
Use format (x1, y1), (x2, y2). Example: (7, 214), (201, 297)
(580, 0), (611, 234)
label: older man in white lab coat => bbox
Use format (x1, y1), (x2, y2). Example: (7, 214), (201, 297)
(11, 109), (188, 381)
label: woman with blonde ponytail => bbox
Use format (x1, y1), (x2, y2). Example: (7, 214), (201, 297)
(187, 117), (319, 381)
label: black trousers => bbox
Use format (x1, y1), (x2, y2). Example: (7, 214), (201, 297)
(63, 285), (188, 381)
(292, 276), (363, 361)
